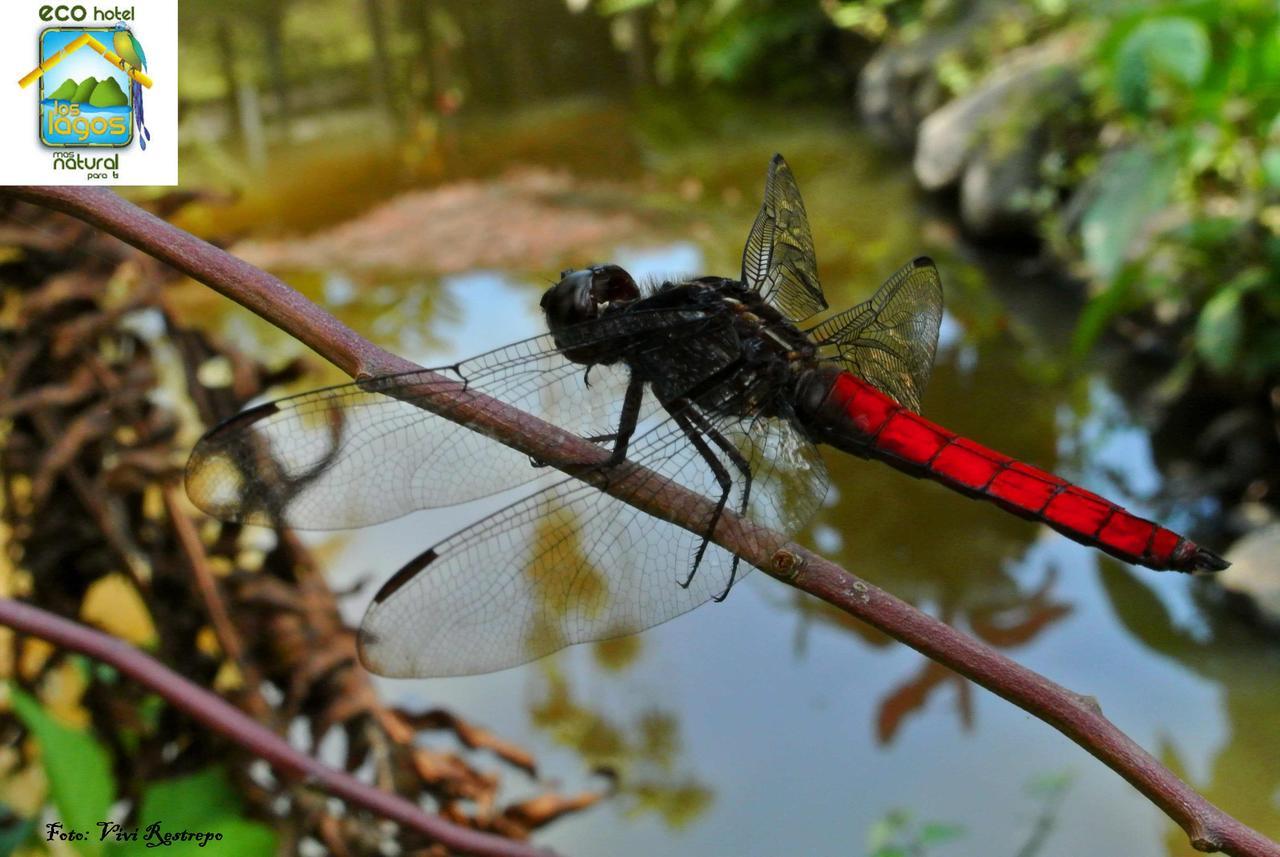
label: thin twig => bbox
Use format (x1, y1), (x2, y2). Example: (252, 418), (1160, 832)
(0, 598), (555, 857)
(162, 485), (270, 717)
(6, 186), (1279, 857)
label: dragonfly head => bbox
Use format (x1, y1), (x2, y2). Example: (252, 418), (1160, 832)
(542, 264), (638, 326)
(541, 264), (640, 364)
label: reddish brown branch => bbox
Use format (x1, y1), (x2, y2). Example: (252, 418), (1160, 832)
(7, 185), (1279, 857)
(0, 598), (554, 857)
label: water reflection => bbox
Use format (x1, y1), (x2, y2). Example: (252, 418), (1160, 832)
(1099, 564), (1280, 855)
(530, 664), (713, 829)
(182, 99), (1280, 853)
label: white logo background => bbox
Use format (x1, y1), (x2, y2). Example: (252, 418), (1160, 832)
(0, 1), (177, 186)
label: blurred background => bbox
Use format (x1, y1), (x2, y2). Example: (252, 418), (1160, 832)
(3, 0), (1280, 855)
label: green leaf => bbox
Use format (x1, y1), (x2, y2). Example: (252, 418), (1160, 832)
(103, 768), (276, 857)
(0, 805), (37, 856)
(596, 0), (657, 14)
(1025, 770), (1074, 799)
(1114, 17), (1211, 114)
(919, 822), (966, 845)
(1262, 146), (1280, 188)
(1080, 146), (1178, 282)
(1072, 272), (1135, 359)
(1195, 287), (1244, 373)
(866, 809), (910, 851)
(137, 768), (239, 827)
(8, 686), (115, 857)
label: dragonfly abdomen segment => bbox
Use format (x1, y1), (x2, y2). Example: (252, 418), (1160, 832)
(796, 367), (1228, 573)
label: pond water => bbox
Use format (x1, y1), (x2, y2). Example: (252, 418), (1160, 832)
(181, 99), (1279, 856)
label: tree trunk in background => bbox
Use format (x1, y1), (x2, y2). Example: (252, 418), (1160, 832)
(623, 7), (654, 87)
(400, 0), (433, 108)
(363, 0), (401, 130)
(260, 0), (292, 141)
(214, 18), (245, 142)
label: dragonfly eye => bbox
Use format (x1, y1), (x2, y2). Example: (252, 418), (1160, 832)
(542, 268), (600, 328)
(589, 264), (639, 305)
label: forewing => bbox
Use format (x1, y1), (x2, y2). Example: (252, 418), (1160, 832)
(358, 397), (828, 677)
(806, 256), (943, 413)
(741, 154), (827, 322)
(185, 309), (714, 530)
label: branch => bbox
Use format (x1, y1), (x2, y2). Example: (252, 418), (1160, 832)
(0, 598), (553, 857)
(7, 186), (1278, 857)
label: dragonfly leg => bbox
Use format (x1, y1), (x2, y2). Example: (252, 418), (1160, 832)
(683, 409), (751, 602)
(660, 404), (734, 589)
(603, 373), (645, 467)
(528, 373), (645, 475)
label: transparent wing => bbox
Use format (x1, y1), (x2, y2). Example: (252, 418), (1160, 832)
(357, 394), (828, 678)
(805, 256), (943, 413)
(185, 309), (715, 530)
(741, 154), (828, 322)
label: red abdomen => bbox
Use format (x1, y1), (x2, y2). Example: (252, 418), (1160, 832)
(796, 367), (1227, 573)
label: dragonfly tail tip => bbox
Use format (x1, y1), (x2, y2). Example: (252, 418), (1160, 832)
(1191, 546), (1230, 573)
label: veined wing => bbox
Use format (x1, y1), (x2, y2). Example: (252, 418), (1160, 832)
(741, 153), (828, 322)
(185, 308), (719, 530)
(805, 256), (943, 413)
(358, 387), (829, 677)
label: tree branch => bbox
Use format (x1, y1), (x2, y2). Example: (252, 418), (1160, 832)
(7, 185), (1278, 857)
(0, 598), (554, 857)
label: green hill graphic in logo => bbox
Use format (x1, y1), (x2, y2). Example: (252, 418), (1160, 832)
(46, 76), (129, 107)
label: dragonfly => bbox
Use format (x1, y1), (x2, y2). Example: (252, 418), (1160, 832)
(186, 154), (1228, 678)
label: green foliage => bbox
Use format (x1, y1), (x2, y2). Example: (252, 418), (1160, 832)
(1070, 0), (1280, 381)
(1080, 144), (1179, 282)
(115, 768), (276, 856)
(866, 808), (965, 856)
(9, 686), (115, 856)
(7, 686), (275, 856)
(1113, 17), (1209, 115)
(596, 0), (840, 93)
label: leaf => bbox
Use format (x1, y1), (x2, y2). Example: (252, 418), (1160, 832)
(1196, 286), (1244, 373)
(1114, 17), (1211, 114)
(596, 0), (657, 13)
(866, 809), (910, 851)
(919, 822), (966, 845)
(1262, 146), (1280, 188)
(104, 768), (276, 857)
(137, 768), (239, 828)
(8, 686), (115, 856)
(1025, 770), (1074, 799)
(1072, 270), (1135, 359)
(0, 805), (36, 856)
(1194, 269), (1269, 375)
(1080, 146), (1178, 282)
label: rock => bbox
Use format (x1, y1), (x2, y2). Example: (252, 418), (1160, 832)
(957, 67), (1082, 238)
(914, 38), (1077, 192)
(1218, 523), (1280, 629)
(857, 13), (991, 149)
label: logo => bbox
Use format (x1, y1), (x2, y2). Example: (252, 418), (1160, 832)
(24, 24), (152, 148)
(0, 2), (176, 186)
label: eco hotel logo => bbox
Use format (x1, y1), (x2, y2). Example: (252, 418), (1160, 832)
(0, 2), (174, 186)
(18, 22), (153, 148)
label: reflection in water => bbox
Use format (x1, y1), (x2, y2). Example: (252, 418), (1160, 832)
(530, 665), (713, 829)
(1098, 564), (1280, 855)
(780, 566), (1073, 743)
(184, 98), (1280, 852)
